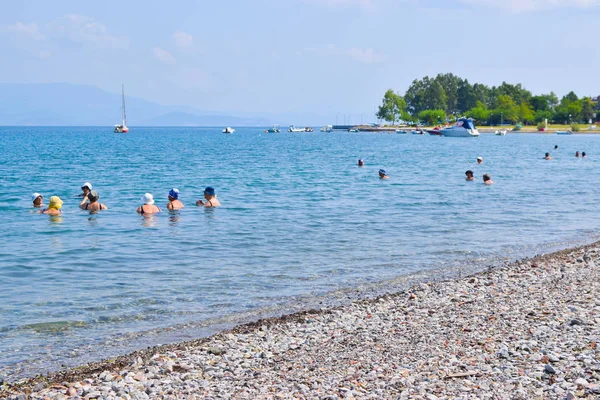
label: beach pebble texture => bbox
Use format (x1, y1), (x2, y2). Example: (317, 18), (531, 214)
(2, 245), (600, 399)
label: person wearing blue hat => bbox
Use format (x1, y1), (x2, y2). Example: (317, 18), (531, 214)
(167, 188), (184, 210)
(379, 169), (389, 179)
(196, 186), (221, 207)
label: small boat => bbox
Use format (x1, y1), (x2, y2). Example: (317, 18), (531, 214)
(495, 129), (507, 136)
(320, 125), (333, 132)
(411, 129), (425, 135)
(441, 118), (479, 137)
(427, 129), (443, 136)
(396, 129), (408, 134)
(556, 130), (573, 135)
(222, 127), (235, 134)
(288, 125), (306, 132)
(348, 128), (359, 133)
(265, 125), (280, 133)
(114, 85), (129, 133)
(304, 127), (314, 132)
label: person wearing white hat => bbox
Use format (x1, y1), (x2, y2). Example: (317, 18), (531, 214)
(78, 182), (93, 197)
(32, 193), (44, 208)
(476, 157), (483, 164)
(137, 193), (161, 215)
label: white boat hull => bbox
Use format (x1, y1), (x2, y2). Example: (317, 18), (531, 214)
(223, 127), (235, 134)
(441, 128), (479, 137)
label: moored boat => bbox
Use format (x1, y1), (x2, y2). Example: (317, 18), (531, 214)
(223, 127), (235, 134)
(495, 129), (507, 136)
(556, 130), (573, 135)
(265, 125), (280, 133)
(320, 125), (333, 132)
(441, 118), (479, 137)
(288, 125), (306, 132)
(114, 85), (129, 133)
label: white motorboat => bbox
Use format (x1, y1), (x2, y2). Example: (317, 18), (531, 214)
(114, 85), (129, 133)
(441, 118), (479, 137)
(288, 125), (306, 132)
(411, 129), (425, 135)
(320, 125), (333, 132)
(223, 127), (235, 134)
(348, 128), (359, 133)
(495, 129), (507, 136)
(265, 125), (280, 133)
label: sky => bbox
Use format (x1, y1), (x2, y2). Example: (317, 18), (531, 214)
(1, 0), (598, 122)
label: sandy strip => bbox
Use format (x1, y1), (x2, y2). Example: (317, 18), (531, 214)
(2, 243), (600, 399)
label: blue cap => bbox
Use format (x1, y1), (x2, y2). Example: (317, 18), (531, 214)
(169, 188), (179, 199)
(379, 169), (386, 174)
(204, 186), (215, 196)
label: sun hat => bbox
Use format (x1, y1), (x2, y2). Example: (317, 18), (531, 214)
(141, 193), (154, 205)
(169, 188), (179, 200)
(48, 196), (63, 210)
(82, 182), (92, 190)
(477, 157), (482, 161)
(204, 187), (215, 196)
(379, 169), (386, 174)
(87, 190), (99, 202)
(32, 193), (42, 202)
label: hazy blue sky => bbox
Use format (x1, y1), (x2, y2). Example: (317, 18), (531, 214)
(1, 0), (598, 121)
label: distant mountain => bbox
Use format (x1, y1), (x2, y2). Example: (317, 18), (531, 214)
(0, 83), (278, 126)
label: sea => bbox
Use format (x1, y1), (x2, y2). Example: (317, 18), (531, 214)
(1, 126), (599, 380)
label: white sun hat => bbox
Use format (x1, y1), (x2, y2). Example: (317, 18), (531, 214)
(141, 193), (155, 205)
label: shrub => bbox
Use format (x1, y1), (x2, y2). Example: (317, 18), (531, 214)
(513, 124), (522, 131)
(570, 124), (580, 132)
(537, 122), (546, 131)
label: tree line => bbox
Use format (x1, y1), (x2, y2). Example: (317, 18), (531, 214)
(376, 73), (599, 127)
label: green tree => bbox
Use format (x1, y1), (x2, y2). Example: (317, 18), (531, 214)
(580, 97), (595, 123)
(534, 110), (553, 124)
(424, 80), (447, 111)
(418, 109), (446, 125)
(465, 101), (490, 124)
(530, 95), (549, 111)
(495, 95), (519, 124)
(376, 89), (407, 125)
(518, 103), (535, 125)
(434, 73), (460, 114)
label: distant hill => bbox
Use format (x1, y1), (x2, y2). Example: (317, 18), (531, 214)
(0, 83), (273, 126)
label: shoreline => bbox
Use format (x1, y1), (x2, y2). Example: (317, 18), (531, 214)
(3, 241), (600, 398)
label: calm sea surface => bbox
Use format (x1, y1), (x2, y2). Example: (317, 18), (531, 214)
(1, 127), (599, 379)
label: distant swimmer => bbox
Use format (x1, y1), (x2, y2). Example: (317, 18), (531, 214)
(167, 188), (184, 210)
(379, 169), (389, 179)
(544, 152), (552, 160)
(32, 193), (44, 208)
(554, 145), (558, 150)
(576, 151), (580, 157)
(41, 196), (63, 215)
(137, 193), (161, 214)
(78, 182), (92, 197)
(358, 159), (364, 167)
(196, 187), (221, 207)
(582, 152), (587, 158)
(79, 190), (107, 212)
(477, 157), (483, 164)
(465, 170), (475, 181)
(483, 173), (494, 185)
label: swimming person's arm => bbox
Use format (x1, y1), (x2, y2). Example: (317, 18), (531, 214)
(79, 197), (89, 209)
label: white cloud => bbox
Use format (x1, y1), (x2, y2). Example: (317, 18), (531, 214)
(459, 0), (600, 12)
(305, 44), (385, 64)
(1, 22), (45, 40)
(153, 47), (177, 65)
(47, 14), (129, 49)
(172, 31), (193, 48)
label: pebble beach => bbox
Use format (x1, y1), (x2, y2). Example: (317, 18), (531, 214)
(2, 242), (600, 399)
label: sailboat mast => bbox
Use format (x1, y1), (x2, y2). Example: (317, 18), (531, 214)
(121, 84), (127, 126)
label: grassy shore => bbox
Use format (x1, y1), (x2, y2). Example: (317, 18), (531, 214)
(3, 241), (600, 399)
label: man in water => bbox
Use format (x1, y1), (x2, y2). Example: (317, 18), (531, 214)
(358, 159), (364, 167)
(483, 173), (494, 185)
(78, 182), (92, 197)
(544, 153), (552, 160)
(576, 151), (580, 157)
(554, 145), (558, 150)
(582, 152), (587, 158)
(379, 169), (389, 179)
(32, 193), (44, 208)
(477, 157), (483, 164)
(196, 187), (221, 207)
(465, 170), (475, 181)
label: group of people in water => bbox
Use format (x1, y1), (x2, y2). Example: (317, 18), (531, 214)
(32, 182), (221, 215)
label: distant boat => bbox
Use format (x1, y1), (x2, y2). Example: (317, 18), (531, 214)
(441, 118), (479, 137)
(304, 127), (314, 132)
(396, 129), (408, 134)
(411, 129), (425, 135)
(265, 125), (280, 133)
(288, 125), (306, 132)
(556, 130), (573, 135)
(114, 85), (129, 133)
(223, 127), (235, 134)
(320, 125), (333, 132)
(348, 128), (359, 133)
(428, 129), (443, 136)
(495, 129), (507, 136)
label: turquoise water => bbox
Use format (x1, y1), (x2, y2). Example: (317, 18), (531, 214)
(1, 127), (599, 379)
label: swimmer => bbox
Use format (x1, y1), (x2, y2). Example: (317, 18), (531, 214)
(465, 170), (475, 181)
(358, 159), (364, 167)
(78, 182), (92, 197)
(79, 190), (107, 212)
(582, 152), (587, 158)
(544, 152), (552, 160)
(575, 151), (580, 157)
(477, 157), (483, 164)
(41, 196), (63, 215)
(483, 173), (494, 185)
(137, 193), (161, 214)
(554, 145), (558, 150)
(167, 188), (184, 210)
(32, 193), (44, 208)
(378, 169), (389, 179)
(196, 187), (221, 207)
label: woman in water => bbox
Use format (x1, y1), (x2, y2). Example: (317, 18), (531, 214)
(32, 193), (44, 208)
(41, 196), (63, 215)
(465, 170), (475, 181)
(167, 188), (184, 210)
(79, 190), (107, 212)
(137, 193), (161, 214)
(196, 187), (221, 207)
(483, 173), (494, 185)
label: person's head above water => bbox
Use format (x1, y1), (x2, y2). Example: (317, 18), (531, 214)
(358, 159), (364, 166)
(477, 157), (483, 164)
(141, 193), (155, 205)
(32, 193), (43, 206)
(554, 145), (558, 149)
(87, 190), (100, 202)
(582, 152), (587, 157)
(465, 170), (474, 180)
(48, 196), (63, 210)
(168, 188), (179, 200)
(378, 169), (388, 178)
(204, 187), (215, 197)
(576, 151), (580, 157)
(483, 173), (492, 182)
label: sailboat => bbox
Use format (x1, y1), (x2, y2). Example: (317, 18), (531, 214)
(114, 85), (129, 133)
